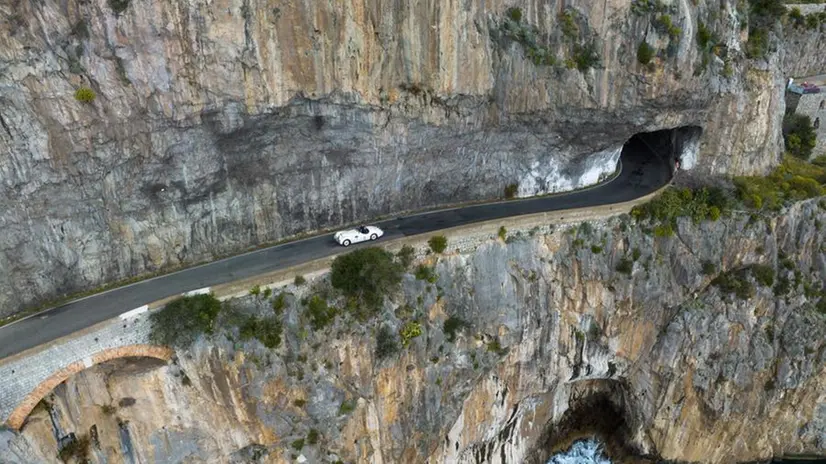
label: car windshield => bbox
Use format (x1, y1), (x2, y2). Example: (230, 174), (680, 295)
(358, 226), (368, 233)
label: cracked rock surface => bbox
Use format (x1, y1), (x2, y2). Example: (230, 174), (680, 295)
(2, 199), (824, 463)
(0, 0), (790, 316)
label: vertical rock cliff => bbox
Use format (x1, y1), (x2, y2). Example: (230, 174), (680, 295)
(2, 200), (824, 463)
(0, 0), (792, 316)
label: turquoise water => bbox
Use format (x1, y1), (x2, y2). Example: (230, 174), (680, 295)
(547, 439), (612, 464)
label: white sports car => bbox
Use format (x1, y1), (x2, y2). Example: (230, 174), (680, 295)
(333, 225), (384, 247)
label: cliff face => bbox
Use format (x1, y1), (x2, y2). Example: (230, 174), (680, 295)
(2, 200), (825, 464)
(782, 4), (826, 77)
(0, 0), (792, 316)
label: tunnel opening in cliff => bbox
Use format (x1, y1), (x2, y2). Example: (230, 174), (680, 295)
(523, 379), (658, 464)
(622, 125), (703, 173)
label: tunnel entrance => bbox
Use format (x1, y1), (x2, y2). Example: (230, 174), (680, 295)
(523, 380), (659, 464)
(622, 126), (703, 174)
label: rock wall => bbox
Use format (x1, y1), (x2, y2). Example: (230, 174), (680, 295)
(0, 0), (788, 315)
(783, 4), (826, 78)
(2, 198), (825, 463)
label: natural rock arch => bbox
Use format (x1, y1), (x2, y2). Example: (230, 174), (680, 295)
(5, 344), (174, 430)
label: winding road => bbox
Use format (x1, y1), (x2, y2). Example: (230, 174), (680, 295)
(0, 137), (672, 360)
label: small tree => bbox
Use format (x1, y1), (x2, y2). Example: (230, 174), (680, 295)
(506, 7), (522, 22)
(428, 235), (448, 253)
(504, 184), (518, 199)
(74, 87), (96, 103)
(396, 245), (416, 268)
(783, 113), (817, 159)
(375, 326), (399, 359)
(637, 42), (655, 65)
(149, 294), (223, 348)
(331, 247), (403, 309)
(443, 316), (469, 342)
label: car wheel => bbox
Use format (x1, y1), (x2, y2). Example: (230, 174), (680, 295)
(343, 239), (351, 247)
(370, 234), (378, 241)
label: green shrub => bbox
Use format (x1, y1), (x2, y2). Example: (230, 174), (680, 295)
(745, 0), (786, 59)
(249, 285), (261, 296)
(305, 294), (337, 330)
(291, 439), (305, 451)
(750, 264), (775, 287)
(58, 434), (91, 463)
(239, 315), (283, 348)
(637, 41), (656, 64)
(783, 114), (817, 159)
(293, 398), (306, 407)
(773, 275), (791, 296)
(632, 248), (642, 261)
(734, 157), (826, 211)
(498, 226), (507, 241)
(816, 298), (826, 315)
(100, 404), (116, 415)
(712, 269), (754, 300)
(487, 339), (508, 355)
(616, 258), (633, 275)
(294, 275), (306, 286)
(504, 183), (519, 199)
(559, 11), (579, 39)
(331, 247), (403, 309)
(789, 7), (805, 26)
(496, 13), (559, 67)
(653, 223), (674, 237)
(339, 399), (356, 415)
(701, 260), (717, 275)
(572, 41), (600, 71)
(74, 87), (96, 103)
(399, 321), (423, 347)
(375, 326), (399, 359)
(306, 429), (320, 445)
(443, 316), (469, 342)
(272, 292), (288, 313)
(591, 244), (603, 254)
(428, 235), (448, 253)
(108, 0), (130, 14)
(149, 294), (223, 348)
(396, 245), (416, 268)
(631, 186), (732, 229)
(696, 21), (715, 50)
(415, 264), (438, 283)
(806, 13), (821, 29)
(506, 6), (522, 22)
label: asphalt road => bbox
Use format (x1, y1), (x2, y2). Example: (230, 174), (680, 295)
(0, 138), (671, 360)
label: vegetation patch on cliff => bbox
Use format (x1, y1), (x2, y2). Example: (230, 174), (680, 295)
(745, 0), (787, 58)
(783, 113), (818, 159)
(631, 186), (728, 235)
(492, 8), (601, 72)
(734, 156), (826, 210)
(149, 294), (223, 348)
(330, 247), (404, 311)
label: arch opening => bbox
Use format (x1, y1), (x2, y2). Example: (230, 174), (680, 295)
(622, 126), (703, 174)
(6, 344), (174, 431)
(523, 379), (658, 464)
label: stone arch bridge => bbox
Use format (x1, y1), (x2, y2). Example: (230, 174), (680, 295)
(0, 308), (172, 430)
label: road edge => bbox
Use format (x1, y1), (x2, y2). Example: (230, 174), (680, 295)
(0, 180), (668, 366)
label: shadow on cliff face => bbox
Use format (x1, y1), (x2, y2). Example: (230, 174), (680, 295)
(523, 380), (662, 464)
